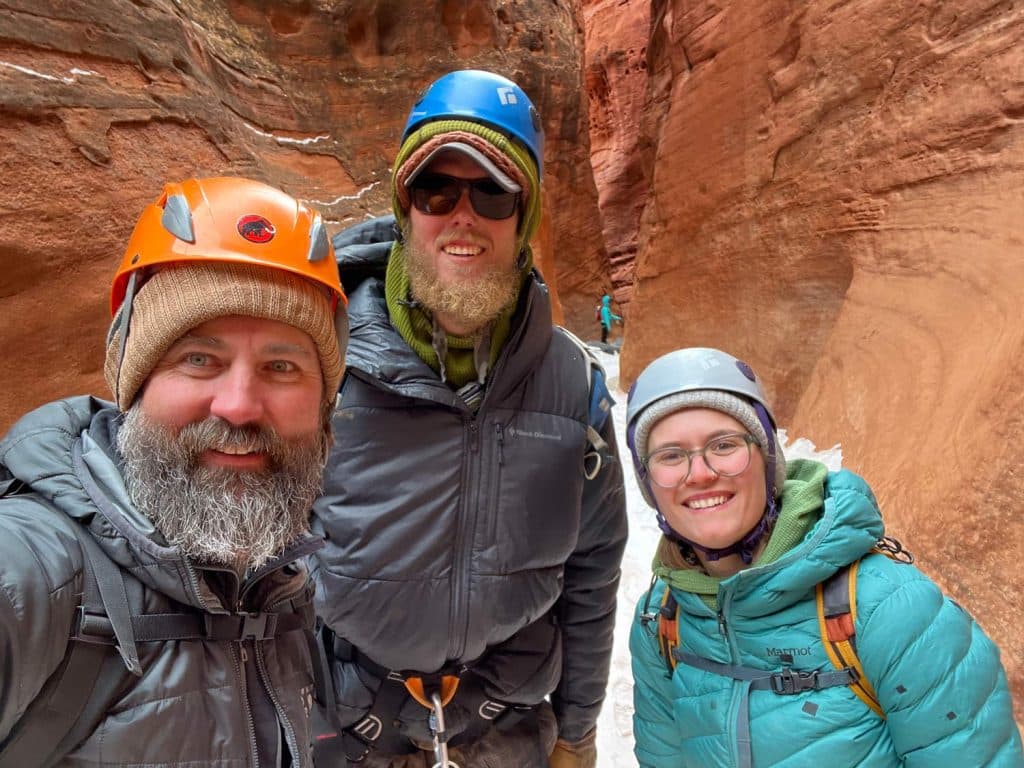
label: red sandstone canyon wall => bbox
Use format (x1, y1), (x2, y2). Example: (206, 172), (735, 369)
(582, 0), (650, 313)
(600, 0), (1024, 721)
(0, 0), (605, 430)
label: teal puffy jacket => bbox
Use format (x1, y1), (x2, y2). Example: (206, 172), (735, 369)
(630, 464), (1023, 767)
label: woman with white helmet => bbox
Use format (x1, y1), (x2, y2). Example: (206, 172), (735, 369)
(626, 347), (1021, 767)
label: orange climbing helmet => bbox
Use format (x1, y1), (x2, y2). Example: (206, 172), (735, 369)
(104, 177), (348, 412)
(110, 176), (346, 316)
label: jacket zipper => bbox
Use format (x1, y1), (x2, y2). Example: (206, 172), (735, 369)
(448, 417), (480, 659)
(255, 641), (300, 767)
(717, 590), (739, 660)
(716, 589), (747, 768)
(181, 560), (212, 611)
(232, 643), (260, 767)
(235, 562), (312, 767)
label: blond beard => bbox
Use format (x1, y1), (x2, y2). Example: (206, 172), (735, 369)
(403, 224), (521, 335)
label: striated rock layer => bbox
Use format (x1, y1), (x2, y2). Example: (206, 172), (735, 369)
(0, 0), (604, 430)
(617, 0), (1024, 721)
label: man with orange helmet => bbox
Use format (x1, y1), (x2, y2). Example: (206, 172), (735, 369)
(0, 177), (346, 767)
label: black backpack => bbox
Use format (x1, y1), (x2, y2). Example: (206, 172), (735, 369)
(0, 477), (316, 768)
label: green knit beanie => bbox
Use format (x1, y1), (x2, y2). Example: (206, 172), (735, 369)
(391, 119), (542, 254)
(384, 119), (542, 387)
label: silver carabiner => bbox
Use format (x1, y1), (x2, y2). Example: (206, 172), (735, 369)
(428, 691), (461, 768)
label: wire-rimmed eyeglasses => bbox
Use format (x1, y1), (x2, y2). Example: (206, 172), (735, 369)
(644, 433), (758, 488)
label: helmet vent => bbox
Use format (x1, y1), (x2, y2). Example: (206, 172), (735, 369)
(161, 192), (196, 244)
(307, 214), (329, 263)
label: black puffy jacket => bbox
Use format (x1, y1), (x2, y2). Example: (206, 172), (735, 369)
(310, 218), (628, 742)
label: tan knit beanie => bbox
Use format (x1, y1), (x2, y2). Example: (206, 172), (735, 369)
(104, 261), (344, 411)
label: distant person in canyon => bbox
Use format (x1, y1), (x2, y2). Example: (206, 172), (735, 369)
(597, 293), (622, 345)
(0, 177), (347, 767)
(309, 69), (627, 768)
(625, 347), (1022, 767)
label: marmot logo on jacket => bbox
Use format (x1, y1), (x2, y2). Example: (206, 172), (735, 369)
(766, 646), (813, 658)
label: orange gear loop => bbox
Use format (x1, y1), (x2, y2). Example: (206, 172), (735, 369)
(109, 177), (346, 317)
(403, 674), (461, 709)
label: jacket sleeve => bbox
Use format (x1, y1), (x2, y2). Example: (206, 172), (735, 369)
(0, 499), (80, 742)
(550, 413), (628, 742)
(857, 558), (1024, 766)
(629, 592), (680, 768)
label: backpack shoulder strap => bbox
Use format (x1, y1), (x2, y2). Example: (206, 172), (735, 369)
(657, 587), (679, 675)
(816, 559), (884, 718)
(816, 537), (913, 720)
(555, 327), (615, 479)
(0, 491), (131, 768)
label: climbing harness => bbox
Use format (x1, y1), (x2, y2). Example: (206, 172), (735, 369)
(312, 626), (535, 764)
(428, 691), (461, 768)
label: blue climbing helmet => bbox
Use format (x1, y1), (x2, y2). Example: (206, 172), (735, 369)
(402, 70), (545, 178)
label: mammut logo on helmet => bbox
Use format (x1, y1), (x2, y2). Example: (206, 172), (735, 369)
(237, 214), (276, 244)
(497, 86), (518, 105)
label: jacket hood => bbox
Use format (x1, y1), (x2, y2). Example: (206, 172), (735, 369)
(2, 396), (117, 522)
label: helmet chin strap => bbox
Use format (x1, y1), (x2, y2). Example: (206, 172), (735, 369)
(657, 496), (778, 565)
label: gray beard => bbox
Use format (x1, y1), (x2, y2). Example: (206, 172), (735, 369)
(404, 226), (521, 334)
(117, 406), (325, 572)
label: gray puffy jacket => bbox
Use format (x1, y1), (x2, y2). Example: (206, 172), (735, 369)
(0, 397), (319, 767)
(310, 220), (628, 743)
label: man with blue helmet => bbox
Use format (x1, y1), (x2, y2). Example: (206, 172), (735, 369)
(310, 71), (627, 767)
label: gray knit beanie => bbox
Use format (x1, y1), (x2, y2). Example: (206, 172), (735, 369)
(633, 389), (787, 497)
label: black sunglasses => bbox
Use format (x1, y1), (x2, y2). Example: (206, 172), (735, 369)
(408, 173), (520, 220)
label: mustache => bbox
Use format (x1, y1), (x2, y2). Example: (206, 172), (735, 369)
(435, 230), (490, 248)
(176, 419), (283, 463)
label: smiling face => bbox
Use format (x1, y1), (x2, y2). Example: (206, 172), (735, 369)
(138, 314), (324, 464)
(405, 151), (521, 336)
(647, 407), (768, 565)
(118, 315), (327, 571)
